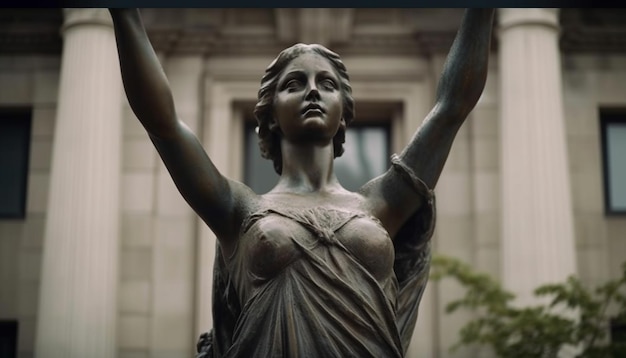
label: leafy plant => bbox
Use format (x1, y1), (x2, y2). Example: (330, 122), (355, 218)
(430, 256), (626, 358)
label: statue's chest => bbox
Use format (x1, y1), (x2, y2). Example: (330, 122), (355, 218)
(240, 208), (395, 283)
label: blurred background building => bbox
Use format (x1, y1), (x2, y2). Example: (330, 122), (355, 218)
(0, 8), (625, 358)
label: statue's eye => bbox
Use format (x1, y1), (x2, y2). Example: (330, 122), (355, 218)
(320, 79), (337, 90)
(284, 79), (302, 91)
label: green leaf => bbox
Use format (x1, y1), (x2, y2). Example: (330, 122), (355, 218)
(431, 255), (626, 358)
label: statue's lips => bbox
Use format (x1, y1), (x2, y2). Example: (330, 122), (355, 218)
(302, 109), (324, 117)
(301, 104), (325, 117)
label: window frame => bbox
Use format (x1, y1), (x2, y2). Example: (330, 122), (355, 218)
(599, 108), (626, 216)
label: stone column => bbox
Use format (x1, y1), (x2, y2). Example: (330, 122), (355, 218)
(498, 9), (577, 306)
(35, 9), (122, 358)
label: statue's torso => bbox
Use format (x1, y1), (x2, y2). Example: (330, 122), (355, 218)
(230, 194), (396, 304)
(205, 184), (436, 358)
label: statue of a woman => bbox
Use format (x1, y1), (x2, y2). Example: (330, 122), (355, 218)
(109, 8), (495, 358)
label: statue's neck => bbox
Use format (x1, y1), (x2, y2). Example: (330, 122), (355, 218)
(275, 140), (339, 193)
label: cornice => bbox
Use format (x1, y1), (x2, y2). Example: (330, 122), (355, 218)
(0, 9), (62, 55)
(1, 9), (625, 57)
(559, 9), (626, 54)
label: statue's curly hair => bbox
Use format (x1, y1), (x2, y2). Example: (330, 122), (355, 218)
(253, 43), (355, 175)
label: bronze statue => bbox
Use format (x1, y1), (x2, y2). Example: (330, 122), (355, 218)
(109, 8), (495, 358)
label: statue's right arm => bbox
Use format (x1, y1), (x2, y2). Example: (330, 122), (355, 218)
(110, 9), (249, 245)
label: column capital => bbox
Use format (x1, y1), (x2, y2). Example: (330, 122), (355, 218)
(62, 8), (113, 35)
(498, 8), (560, 32)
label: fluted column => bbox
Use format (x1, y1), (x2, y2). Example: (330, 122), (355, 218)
(35, 9), (122, 358)
(499, 9), (577, 306)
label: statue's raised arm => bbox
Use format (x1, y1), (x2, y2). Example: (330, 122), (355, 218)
(363, 9), (495, 239)
(402, 8), (495, 188)
(109, 9), (249, 248)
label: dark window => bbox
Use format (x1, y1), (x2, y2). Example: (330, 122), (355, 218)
(0, 320), (17, 358)
(611, 318), (626, 357)
(244, 122), (277, 195)
(600, 110), (626, 215)
(334, 124), (390, 191)
(0, 108), (32, 219)
(244, 121), (390, 194)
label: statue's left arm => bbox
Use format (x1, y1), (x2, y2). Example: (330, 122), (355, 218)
(362, 9), (495, 238)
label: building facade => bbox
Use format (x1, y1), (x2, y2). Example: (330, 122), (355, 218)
(0, 8), (625, 358)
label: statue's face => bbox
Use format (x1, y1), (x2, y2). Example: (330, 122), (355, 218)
(272, 52), (345, 145)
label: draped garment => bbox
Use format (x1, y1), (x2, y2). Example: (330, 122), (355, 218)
(197, 157), (435, 357)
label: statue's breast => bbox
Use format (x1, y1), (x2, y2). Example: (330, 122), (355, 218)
(337, 216), (395, 282)
(243, 215), (304, 280)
